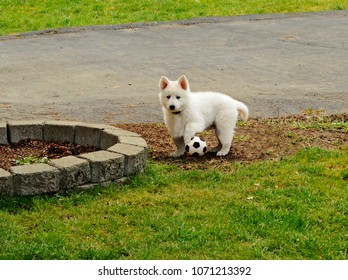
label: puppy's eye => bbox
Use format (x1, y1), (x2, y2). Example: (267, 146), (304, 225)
(166, 96), (170, 99)
(176, 96), (181, 99)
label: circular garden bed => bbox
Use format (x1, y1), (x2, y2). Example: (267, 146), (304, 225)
(0, 120), (147, 196)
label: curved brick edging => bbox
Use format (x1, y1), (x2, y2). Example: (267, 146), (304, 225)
(0, 120), (147, 196)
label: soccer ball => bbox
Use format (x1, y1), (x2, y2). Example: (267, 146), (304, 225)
(185, 136), (207, 157)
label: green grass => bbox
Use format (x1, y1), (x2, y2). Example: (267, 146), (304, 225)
(0, 146), (347, 259)
(13, 155), (50, 166)
(290, 112), (348, 132)
(0, 0), (347, 260)
(1, 0), (348, 35)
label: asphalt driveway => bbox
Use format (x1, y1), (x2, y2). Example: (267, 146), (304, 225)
(0, 11), (347, 123)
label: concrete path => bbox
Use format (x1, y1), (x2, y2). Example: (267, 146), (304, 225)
(0, 11), (347, 124)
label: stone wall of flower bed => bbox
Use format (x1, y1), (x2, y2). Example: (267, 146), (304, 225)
(0, 120), (147, 196)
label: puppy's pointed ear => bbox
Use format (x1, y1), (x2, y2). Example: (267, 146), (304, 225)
(159, 76), (169, 90)
(178, 75), (189, 91)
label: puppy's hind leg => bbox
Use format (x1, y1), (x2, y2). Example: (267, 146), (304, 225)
(214, 112), (236, 156)
(171, 137), (185, 157)
(215, 131), (233, 156)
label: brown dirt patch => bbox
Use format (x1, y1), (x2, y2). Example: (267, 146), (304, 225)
(0, 139), (97, 171)
(0, 114), (346, 171)
(116, 114), (347, 169)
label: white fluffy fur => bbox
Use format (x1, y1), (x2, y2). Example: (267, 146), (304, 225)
(159, 75), (249, 157)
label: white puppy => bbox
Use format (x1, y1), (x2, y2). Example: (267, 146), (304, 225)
(159, 75), (249, 157)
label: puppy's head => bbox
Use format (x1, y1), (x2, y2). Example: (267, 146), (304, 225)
(159, 75), (190, 114)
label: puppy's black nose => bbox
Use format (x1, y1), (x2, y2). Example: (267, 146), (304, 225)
(169, 105), (175, 110)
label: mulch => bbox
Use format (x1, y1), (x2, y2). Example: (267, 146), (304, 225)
(1, 114), (347, 171)
(0, 139), (97, 171)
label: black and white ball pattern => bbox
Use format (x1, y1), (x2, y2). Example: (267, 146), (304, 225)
(185, 136), (207, 157)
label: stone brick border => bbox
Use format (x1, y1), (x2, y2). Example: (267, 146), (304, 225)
(0, 120), (147, 196)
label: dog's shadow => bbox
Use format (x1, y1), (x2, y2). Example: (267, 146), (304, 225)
(152, 150), (245, 169)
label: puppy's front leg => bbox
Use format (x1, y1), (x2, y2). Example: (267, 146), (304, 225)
(184, 122), (203, 144)
(171, 137), (185, 157)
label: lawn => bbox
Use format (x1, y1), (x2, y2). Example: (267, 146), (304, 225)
(0, 115), (347, 260)
(1, 0), (348, 35)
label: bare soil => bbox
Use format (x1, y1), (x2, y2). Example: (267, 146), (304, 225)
(116, 114), (347, 169)
(0, 114), (346, 171)
(0, 139), (97, 171)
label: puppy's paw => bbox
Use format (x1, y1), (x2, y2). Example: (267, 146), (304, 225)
(216, 150), (229, 157)
(170, 151), (185, 158)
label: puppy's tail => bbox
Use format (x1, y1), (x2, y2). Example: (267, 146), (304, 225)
(235, 101), (249, 121)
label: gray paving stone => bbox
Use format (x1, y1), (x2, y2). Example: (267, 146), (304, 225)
(7, 120), (44, 143)
(75, 124), (102, 148)
(0, 168), (13, 196)
(110, 128), (140, 137)
(82, 123), (118, 131)
(0, 122), (7, 144)
(99, 129), (118, 150)
(118, 136), (148, 149)
(49, 156), (91, 190)
(68, 177), (129, 193)
(44, 121), (80, 143)
(108, 143), (147, 175)
(100, 128), (141, 150)
(10, 164), (59, 196)
(78, 151), (125, 183)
